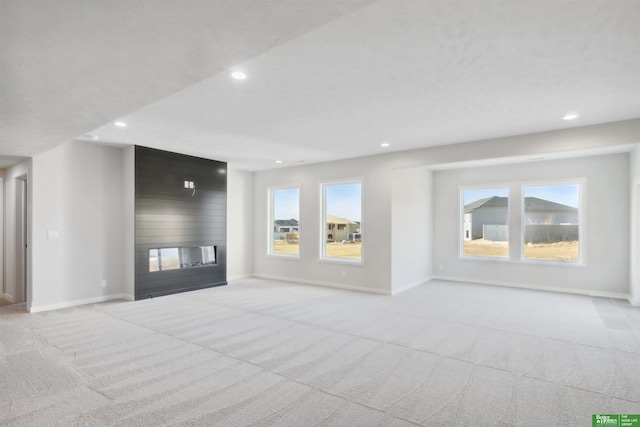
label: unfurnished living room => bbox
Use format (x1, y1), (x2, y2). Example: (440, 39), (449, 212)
(1, 1), (639, 426)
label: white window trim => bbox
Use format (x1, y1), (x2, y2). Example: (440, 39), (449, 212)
(268, 184), (301, 259)
(519, 178), (586, 266)
(320, 178), (364, 264)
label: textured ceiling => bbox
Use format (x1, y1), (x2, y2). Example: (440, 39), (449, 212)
(1, 0), (639, 170)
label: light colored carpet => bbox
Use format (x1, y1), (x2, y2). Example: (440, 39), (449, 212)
(1, 278), (638, 426)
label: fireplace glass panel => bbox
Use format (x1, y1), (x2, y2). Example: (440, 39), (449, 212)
(149, 246), (216, 272)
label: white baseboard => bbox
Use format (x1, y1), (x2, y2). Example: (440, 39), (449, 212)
(28, 293), (134, 313)
(252, 274), (391, 295)
(1, 293), (14, 303)
(432, 275), (631, 300)
(391, 277), (433, 295)
(227, 274), (252, 282)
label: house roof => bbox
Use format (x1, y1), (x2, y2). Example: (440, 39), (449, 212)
(275, 219), (299, 227)
(464, 196), (507, 213)
(464, 196), (577, 213)
(524, 197), (577, 212)
(326, 214), (358, 225)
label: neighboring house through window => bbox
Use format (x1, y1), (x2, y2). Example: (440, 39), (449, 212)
(461, 181), (582, 263)
(462, 187), (509, 258)
(269, 186), (300, 257)
(321, 180), (362, 262)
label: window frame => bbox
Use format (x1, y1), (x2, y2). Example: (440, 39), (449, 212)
(459, 184), (511, 261)
(520, 178), (586, 266)
(320, 178), (364, 264)
(268, 184), (301, 259)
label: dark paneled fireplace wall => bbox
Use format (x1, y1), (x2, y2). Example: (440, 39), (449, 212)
(135, 146), (227, 299)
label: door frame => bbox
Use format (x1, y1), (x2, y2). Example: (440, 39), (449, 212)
(15, 175), (28, 303)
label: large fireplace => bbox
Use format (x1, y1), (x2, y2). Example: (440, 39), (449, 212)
(134, 146), (227, 299)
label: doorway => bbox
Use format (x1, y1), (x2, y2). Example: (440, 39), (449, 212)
(15, 175), (28, 303)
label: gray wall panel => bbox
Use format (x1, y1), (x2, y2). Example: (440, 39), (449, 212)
(135, 146), (227, 299)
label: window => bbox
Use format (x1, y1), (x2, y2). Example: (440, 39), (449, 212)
(321, 180), (362, 261)
(523, 184), (580, 262)
(269, 187), (300, 256)
(462, 187), (509, 258)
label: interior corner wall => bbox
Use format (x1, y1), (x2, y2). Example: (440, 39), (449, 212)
(630, 145), (640, 305)
(2, 159), (32, 303)
(227, 168), (254, 280)
(433, 153), (630, 298)
(391, 166), (433, 294)
(122, 146), (135, 299)
(30, 141), (125, 312)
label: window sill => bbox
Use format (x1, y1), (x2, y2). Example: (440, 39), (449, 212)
(266, 253), (301, 260)
(459, 255), (510, 263)
(319, 257), (363, 266)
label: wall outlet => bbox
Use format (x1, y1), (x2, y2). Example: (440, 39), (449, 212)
(439, 264), (444, 271)
(101, 280), (107, 288)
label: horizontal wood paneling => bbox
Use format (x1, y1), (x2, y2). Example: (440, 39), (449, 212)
(135, 146), (227, 299)
(135, 214), (227, 223)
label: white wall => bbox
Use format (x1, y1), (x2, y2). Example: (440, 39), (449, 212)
(30, 141), (126, 312)
(27, 143), (254, 310)
(227, 168), (254, 280)
(2, 160), (32, 302)
(122, 146), (135, 298)
(253, 120), (638, 296)
(630, 145), (640, 305)
(433, 153), (630, 298)
(254, 155), (394, 294)
(391, 166), (433, 293)
(0, 173), (3, 296)
(395, 119), (640, 169)
(16, 119), (639, 308)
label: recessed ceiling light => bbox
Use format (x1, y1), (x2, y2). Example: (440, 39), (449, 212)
(231, 71), (247, 80)
(380, 142), (390, 147)
(563, 113), (579, 120)
(114, 121), (127, 127)
(275, 160), (283, 164)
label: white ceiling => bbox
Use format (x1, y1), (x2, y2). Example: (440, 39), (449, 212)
(1, 0), (639, 171)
